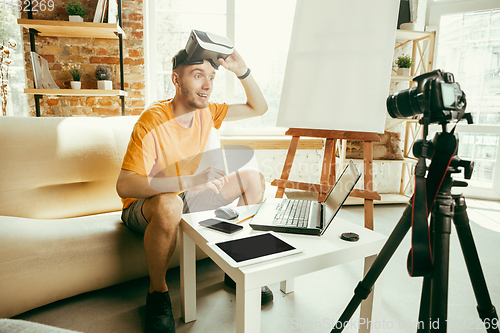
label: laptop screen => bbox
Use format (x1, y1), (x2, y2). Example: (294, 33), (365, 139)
(321, 160), (361, 231)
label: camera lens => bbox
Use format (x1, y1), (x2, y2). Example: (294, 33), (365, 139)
(386, 87), (423, 119)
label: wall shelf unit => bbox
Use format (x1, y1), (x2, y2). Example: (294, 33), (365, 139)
(24, 89), (127, 97)
(17, 20), (126, 39)
(18, 0), (126, 116)
(387, 29), (436, 202)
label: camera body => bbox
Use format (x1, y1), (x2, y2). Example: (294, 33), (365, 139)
(387, 69), (466, 124)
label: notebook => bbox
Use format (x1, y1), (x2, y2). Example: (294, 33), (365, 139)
(249, 159), (361, 235)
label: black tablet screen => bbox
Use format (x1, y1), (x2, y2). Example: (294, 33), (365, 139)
(215, 233), (296, 263)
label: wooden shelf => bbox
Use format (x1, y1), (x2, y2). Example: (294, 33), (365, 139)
(24, 89), (128, 97)
(284, 190), (411, 205)
(396, 29), (434, 41)
(220, 136), (323, 150)
(345, 193), (411, 205)
(17, 19), (126, 39)
(350, 157), (417, 164)
(391, 75), (415, 81)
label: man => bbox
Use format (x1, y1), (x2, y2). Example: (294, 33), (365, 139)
(116, 48), (268, 333)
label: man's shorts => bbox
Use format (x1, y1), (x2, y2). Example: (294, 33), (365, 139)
(121, 189), (231, 234)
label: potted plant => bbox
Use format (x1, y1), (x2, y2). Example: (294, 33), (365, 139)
(63, 64), (83, 89)
(94, 65), (114, 90)
(396, 54), (414, 76)
(65, 1), (87, 22)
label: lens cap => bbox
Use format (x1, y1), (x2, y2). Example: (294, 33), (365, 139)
(340, 232), (359, 242)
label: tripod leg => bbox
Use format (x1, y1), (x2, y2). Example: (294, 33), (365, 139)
(417, 276), (433, 333)
(331, 204), (413, 333)
(417, 215), (435, 333)
(453, 195), (499, 333)
(429, 193), (454, 332)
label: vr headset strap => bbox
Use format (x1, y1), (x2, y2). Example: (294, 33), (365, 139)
(408, 131), (456, 277)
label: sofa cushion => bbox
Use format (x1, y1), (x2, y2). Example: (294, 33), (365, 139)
(0, 212), (148, 318)
(0, 116), (138, 219)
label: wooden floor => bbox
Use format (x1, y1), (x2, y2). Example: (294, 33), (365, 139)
(14, 199), (500, 333)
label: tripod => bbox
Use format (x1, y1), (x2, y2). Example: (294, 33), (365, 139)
(331, 164), (499, 332)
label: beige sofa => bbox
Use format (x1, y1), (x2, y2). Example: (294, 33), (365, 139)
(0, 116), (204, 318)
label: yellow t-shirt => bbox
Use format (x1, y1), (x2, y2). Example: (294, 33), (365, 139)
(120, 99), (229, 209)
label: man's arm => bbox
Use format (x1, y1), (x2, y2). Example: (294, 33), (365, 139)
(116, 169), (171, 199)
(218, 50), (268, 121)
(116, 168), (228, 199)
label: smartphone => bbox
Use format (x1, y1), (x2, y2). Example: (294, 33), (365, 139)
(199, 219), (244, 234)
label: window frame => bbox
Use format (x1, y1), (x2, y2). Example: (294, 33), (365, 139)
(144, 0), (293, 137)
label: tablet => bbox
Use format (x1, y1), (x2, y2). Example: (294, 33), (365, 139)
(207, 232), (302, 268)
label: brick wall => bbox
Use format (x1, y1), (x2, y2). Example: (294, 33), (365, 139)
(22, 0), (145, 116)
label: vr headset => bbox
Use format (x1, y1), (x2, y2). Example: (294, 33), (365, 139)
(173, 30), (234, 70)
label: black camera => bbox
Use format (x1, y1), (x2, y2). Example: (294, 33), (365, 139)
(386, 69), (467, 124)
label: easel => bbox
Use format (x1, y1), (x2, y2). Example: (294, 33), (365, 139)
(271, 128), (381, 230)
(272, 128), (382, 333)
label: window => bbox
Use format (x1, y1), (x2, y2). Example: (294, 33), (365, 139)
(430, 2), (500, 199)
(436, 9), (500, 189)
(145, 0), (296, 135)
(437, 10), (500, 127)
(0, 5), (28, 116)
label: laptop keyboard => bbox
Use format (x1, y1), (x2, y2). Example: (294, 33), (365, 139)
(274, 199), (312, 228)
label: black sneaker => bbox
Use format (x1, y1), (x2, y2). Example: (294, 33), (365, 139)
(224, 273), (274, 305)
(145, 291), (175, 333)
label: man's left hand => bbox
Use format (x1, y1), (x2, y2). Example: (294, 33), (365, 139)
(218, 50), (248, 77)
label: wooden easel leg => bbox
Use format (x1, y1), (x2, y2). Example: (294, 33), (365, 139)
(328, 139), (337, 190)
(359, 142), (379, 332)
(363, 141), (374, 230)
(275, 136), (300, 199)
(318, 138), (335, 201)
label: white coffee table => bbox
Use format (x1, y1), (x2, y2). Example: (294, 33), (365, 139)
(179, 204), (386, 333)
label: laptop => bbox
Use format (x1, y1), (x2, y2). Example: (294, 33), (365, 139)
(250, 159), (361, 236)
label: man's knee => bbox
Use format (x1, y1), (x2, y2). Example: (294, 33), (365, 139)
(143, 193), (183, 226)
(241, 169), (265, 191)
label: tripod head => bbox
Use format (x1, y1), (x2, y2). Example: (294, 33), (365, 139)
(413, 132), (474, 186)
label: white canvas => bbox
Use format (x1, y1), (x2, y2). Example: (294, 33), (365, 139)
(276, 0), (400, 134)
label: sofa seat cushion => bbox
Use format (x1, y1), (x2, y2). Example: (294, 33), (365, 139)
(0, 212), (147, 318)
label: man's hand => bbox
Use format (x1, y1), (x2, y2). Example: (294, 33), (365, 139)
(218, 49), (248, 77)
(186, 167), (228, 194)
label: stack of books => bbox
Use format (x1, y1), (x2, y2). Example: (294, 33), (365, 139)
(30, 52), (59, 89)
(94, 0), (118, 23)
